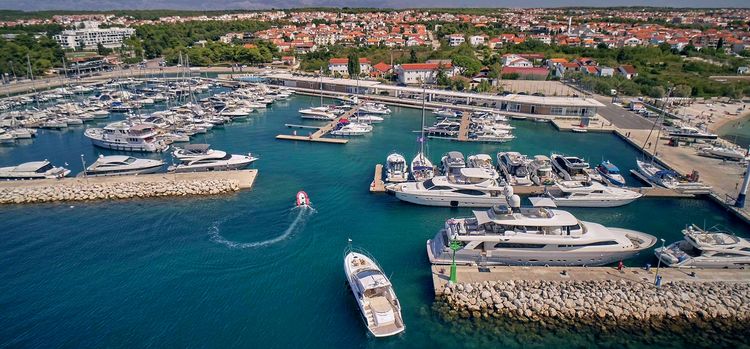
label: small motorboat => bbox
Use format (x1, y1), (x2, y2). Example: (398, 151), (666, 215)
(596, 160), (626, 186)
(296, 191), (311, 207)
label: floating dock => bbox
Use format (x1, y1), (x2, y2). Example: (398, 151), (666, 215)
(432, 265), (750, 295)
(275, 106), (359, 144)
(370, 164), (386, 193)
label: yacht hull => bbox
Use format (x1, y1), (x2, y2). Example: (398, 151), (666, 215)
(394, 191), (505, 207)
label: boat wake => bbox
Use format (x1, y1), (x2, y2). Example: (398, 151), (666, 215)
(208, 206), (316, 249)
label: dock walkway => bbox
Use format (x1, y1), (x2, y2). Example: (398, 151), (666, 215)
(275, 106), (358, 144)
(432, 265), (750, 295)
(370, 164), (386, 193)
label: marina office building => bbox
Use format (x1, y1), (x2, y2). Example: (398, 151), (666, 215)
(54, 26), (136, 50)
(264, 73), (603, 117)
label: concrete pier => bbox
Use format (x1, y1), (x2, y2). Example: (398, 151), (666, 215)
(0, 170), (257, 204)
(432, 265), (750, 296)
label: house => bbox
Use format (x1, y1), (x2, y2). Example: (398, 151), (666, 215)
(448, 34), (465, 47)
(371, 62), (392, 78)
(468, 35), (486, 47)
(598, 66), (614, 77)
(501, 54), (533, 68)
(621, 37), (643, 47)
(281, 56), (297, 66)
(501, 67), (549, 80)
(618, 65), (638, 79)
(395, 62), (455, 85)
(554, 62), (580, 78)
(327, 57), (372, 77)
(546, 58), (568, 69)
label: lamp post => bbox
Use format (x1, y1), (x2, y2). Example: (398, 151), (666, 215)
(449, 234), (461, 285)
(653, 238), (666, 285)
(80, 154), (87, 180)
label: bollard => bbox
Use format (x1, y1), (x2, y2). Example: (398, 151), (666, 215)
(645, 263), (651, 272)
(655, 275), (662, 287)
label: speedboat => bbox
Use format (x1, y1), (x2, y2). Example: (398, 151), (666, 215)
(296, 191), (311, 207)
(635, 159), (678, 189)
(81, 155), (164, 177)
(655, 224), (750, 268)
(668, 125), (718, 140)
(351, 115), (384, 123)
(433, 108), (460, 118)
(497, 152), (533, 186)
(344, 249), (405, 337)
(330, 121), (373, 136)
(385, 153), (409, 183)
(0, 160), (70, 180)
(551, 153), (591, 182)
(541, 181), (642, 207)
(440, 151), (466, 177)
(529, 155), (556, 186)
(359, 103), (391, 115)
(84, 121), (168, 153)
(389, 168), (506, 207)
(168, 153), (258, 173)
(698, 146), (747, 161)
(596, 160), (626, 186)
(173, 144), (226, 161)
(426, 191), (657, 266)
(299, 106), (336, 120)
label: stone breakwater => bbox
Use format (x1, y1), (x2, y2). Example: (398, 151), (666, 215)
(0, 179), (241, 204)
(436, 279), (750, 324)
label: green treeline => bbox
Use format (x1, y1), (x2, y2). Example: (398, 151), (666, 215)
(0, 34), (63, 77)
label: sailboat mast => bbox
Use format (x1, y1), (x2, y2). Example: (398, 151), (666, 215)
(26, 54), (39, 108)
(420, 84), (426, 158)
(651, 86), (673, 163)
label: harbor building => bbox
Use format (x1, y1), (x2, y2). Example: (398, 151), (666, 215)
(54, 24), (136, 50)
(264, 73), (603, 118)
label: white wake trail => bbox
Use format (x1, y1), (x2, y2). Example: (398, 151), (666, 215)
(209, 206), (315, 249)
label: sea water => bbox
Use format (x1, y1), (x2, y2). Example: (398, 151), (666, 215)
(0, 94), (747, 348)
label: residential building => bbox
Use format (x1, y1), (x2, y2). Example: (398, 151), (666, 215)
(395, 62), (455, 84)
(328, 57), (371, 77)
(618, 65), (638, 79)
(448, 34), (465, 47)
(468, 35), (486, 47)
(54, 26), (135, 49)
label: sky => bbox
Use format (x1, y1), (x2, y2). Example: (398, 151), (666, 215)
(0, 0), (748, 11)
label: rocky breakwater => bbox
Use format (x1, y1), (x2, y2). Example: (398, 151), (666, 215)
(436, 279), (750, 326)
(0, 179), (241, 204)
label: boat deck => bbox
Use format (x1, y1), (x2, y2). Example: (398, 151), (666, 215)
(432, 265), (750, 295)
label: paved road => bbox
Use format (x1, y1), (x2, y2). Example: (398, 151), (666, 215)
(593, 95), (655, 130)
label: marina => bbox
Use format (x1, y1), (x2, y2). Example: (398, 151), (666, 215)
(2, 80), (750, 348)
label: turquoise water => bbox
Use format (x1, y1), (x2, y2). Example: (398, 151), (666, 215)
(718, 116), (750, 148)
(1, 95), (748, 348)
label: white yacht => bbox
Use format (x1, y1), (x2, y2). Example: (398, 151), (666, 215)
(529, 155), (556, 186)
(440, 151), (466, 176)
(344, 250), (405, 337)
(636, 159), (678, 189)
(668, 125), (718, 140)
(82, 155), (164, 177)
(497, 152), (533, 186)
(385, 153), (408, 183)
(168, 145), (258, 173)
(85, 122), (168, 152)
(359, 103), (391, 115)
(655, 224), (750, 268)
(551, 153), (592, 182)
(0, 160), (70, 180)
(541, 181), (642, 207)
(427, 192), (657, 266)
(433, 108), (460, 118)
(698, 146), (747, 161)
(389, 168), (507, 207)
(330, 122), (372, 136)
(351, 115), (384, 123)
(299, 107), (336, 120)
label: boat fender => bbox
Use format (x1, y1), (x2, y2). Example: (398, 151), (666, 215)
(544, 264), (549, 268)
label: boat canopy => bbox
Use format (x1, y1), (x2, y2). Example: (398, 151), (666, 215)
(184, 144), (211, 152)
(446, 151), (464, 160)
(600, 161), (620, 172)
(356, 270), (391, 291)
(529, 197), (557, 208)
(655, 170), (678, 176)
(459, 167), (495, 179)
(11, 161), (50, 172)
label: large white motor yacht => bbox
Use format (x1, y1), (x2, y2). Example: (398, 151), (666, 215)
(169, 144), (258, 173)
(330, 122), (372, 136)
(655, 225), (750, 268)
(299, 107), (336, 120)
(385, 153), (408, 183)
(0, 160), (70, 180)
(389, 167), (507, 207)
(551, 153), (592, 182)
(542, 181), (642, 207)
(344, 250), (405, 338)
(359, 103), (391, 115)
(82, 155), (164, 177)
(85, 122), (168, 152)
(426, 191), (657, 266)
(529, 155), (556, 185)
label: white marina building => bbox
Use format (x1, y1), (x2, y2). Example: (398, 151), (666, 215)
(54, 25), (136, 50)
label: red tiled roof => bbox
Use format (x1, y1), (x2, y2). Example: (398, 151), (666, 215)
(329, 58), (348, 64)
(619, 65), (637, 74)
(399, 63), (452, 71)
(373, 62), (391, 72)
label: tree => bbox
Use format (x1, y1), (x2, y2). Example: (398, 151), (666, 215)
(673, 84), (692, 97)
(347, 52), (360, 77)
(409, 48), (417, 63)
(435, 64), (450, 86)
(97, 43), (111, 56)
(597, 42), (609, 50)
(475, 79), (491, 92)
(648, 86), (666, 98)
